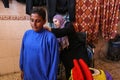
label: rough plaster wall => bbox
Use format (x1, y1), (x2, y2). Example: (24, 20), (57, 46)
(0, 20), (30, 75)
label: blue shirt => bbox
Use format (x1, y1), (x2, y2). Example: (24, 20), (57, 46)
(19, 29), (59, 80)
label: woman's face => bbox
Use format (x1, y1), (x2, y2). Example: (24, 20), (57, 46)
(53, 18), (60, 28)
(30, 13), (46, 32)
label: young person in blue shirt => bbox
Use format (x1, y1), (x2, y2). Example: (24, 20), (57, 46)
(19, 7), (59, 80)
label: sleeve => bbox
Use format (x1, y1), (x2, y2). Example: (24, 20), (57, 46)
(19, 36), (24, 71)
(19, 31), (27, 71)
(48, 34), (59, 80)
(51, 22), (75, 38)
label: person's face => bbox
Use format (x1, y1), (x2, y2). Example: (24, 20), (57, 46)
(30, 13), (46, 32)
(53, 18), (60, 28)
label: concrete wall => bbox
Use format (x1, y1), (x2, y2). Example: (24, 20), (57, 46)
(0, 20), (30, 75)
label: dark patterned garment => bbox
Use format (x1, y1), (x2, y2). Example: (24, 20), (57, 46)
(100, 0), (119, 40)
(73, 0), (120, 43)
(73, 0), (100, 43)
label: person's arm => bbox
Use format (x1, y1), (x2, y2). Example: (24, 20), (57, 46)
(19, 38), (24, 80)
(48, 34), (59, 80)
(52, 22), (75, 38)
(19, 31), (28, 80)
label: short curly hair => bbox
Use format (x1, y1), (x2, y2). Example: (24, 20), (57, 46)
(30, 7), (46, 20)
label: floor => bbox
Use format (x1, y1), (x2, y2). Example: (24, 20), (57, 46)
(0, 1), (120, 80)
(1, 59), (120, 80)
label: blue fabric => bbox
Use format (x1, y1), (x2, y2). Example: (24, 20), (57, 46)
(87, 45), (93, 59)
(20, 29), (59, 80)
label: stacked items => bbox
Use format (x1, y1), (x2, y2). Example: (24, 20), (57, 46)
(69, 59), (112, 80)
(90, 68), (112, 80)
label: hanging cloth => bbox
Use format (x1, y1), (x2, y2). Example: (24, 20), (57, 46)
(2, 0), (9, 8)
(100, 0), (119, 40)
(73, 0), (100, 43)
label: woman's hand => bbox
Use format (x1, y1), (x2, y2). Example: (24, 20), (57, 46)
(43, 25), (51, 31)
(21, 71), (24, 80)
